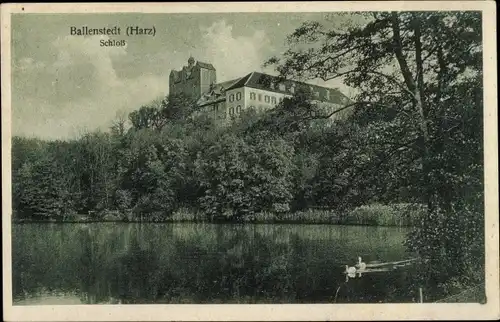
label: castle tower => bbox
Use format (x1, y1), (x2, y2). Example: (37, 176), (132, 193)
(169, 57), (217, 100)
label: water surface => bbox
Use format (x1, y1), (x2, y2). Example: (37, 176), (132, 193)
(12, 223), (415, 304)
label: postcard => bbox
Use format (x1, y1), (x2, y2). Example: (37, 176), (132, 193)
(2, 2), (498, 321)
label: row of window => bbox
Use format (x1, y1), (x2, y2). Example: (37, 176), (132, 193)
(228, 105), (242, 115)
(227, 105), (271, 116)
(228, 92), (242, 102)
(223, 104), (338, 116)
(210, 97), (291, 113)
(271, 83), (333, 101)
(213, 85), (338, 107)
(208, 104), (279, 119)
(228, 91), (285, 105)
(210, 104), (247, 115)
(249, 92), (279, 104)
(270, 83), (321, 97)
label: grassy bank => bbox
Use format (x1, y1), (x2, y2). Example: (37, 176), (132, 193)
(239, 203), (425, 226)
(341, 203), (425, 227)
(13, 203), (426, 227)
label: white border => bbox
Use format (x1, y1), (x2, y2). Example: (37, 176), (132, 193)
(2, 2), (499, 321)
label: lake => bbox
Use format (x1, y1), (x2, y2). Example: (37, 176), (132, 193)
(12, 223), (417, 304)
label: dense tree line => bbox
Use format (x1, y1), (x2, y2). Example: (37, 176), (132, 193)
(12, 11), (484, 300)
(12, 90), (420, 223)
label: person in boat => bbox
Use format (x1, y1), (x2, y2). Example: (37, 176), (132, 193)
(355, 257), (367, 277)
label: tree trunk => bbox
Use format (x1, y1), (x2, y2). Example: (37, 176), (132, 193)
(412, 15), (434, 214)
(391, 13), (433, 213)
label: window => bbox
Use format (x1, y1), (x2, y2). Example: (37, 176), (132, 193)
(236, 92), (242, 101)
(250, 92), (256, 100)
(265, 95), (270, 103)
(215, 104), (219, 112)
(279, 84), (286, 91)
(325, 90), (331, 100)
(229, 107), (234, 116)
(236, 105), (241, 114)
(271, 96), (277, 104)
(290, 85), (295, 94)
(258, 94), (262, 101)
(229, 94), (235, 102)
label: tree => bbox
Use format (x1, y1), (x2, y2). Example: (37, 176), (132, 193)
(117, 129), (187, 219)
(266, 11), (483, 298)
(162, 92), (198, 122)
(14, 152), (75, 219)
(194, 133), (295, 221)
(128, 93), (198, 131)
(111, 110), (129, 137)
(129, 103), (164, 131)
(74, 131), (118, 213)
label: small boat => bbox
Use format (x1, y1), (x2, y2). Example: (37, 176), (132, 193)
(360, 258), (418, 269)
(343, 257), (418, 278)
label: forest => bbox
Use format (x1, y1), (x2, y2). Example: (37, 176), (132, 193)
(12, 12), (484, 299)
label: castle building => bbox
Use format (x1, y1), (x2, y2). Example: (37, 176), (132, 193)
(169, 57), (351, 123)
(169, 56), (217, 99)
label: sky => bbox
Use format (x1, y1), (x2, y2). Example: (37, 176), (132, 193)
(11, 13), (362, 140)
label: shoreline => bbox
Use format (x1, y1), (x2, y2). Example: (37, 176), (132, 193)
(11, 218), (414, 227)
(12, 203), (423, 227)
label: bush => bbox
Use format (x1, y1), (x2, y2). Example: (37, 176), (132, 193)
(243, 212), (276, 223)
(242, 209), (339, 224)
(278, 209), (338, 224)
(101, 210), (125, 221)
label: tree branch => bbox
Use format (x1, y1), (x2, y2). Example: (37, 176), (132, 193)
(366, 71), (417, 99)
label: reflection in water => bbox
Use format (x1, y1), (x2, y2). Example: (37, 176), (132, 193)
(12, 223), (415, 304)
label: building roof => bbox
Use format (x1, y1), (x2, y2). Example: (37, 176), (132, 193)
(196, 61), (216, 70)
(215, 78), (241, 92)
(224, 73), (253, 90)
(226, 71), (350, 105)
(197, 78), (241, 106)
